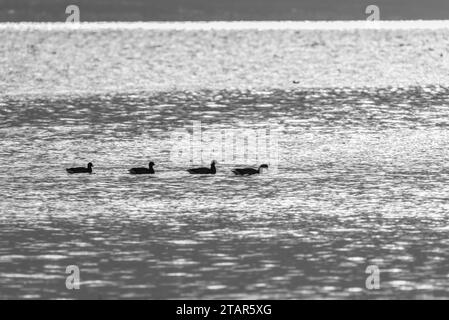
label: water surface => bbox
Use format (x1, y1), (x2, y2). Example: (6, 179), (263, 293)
(1, 87), (449, 299)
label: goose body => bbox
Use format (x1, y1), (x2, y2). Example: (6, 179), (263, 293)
(129, 162), (155, 175)
(232, 164), (268, 176)
(66, 162), (93, 174)
(188, 161), (217, 174)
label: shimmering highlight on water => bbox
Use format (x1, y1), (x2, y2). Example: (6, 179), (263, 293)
(1, 87), (449, 299)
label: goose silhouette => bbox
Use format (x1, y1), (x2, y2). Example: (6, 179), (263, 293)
(66, 162), (93, 174)
(187, 160), (217, 174)
(232, 164), (268, 176)
(129, 162), (155, 174)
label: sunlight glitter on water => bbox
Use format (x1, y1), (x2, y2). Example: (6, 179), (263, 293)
(1, 87), (449, 299)
(2, 20), (449, 30)
(1, 20), (449, 299)
(2, 21), (449, 96)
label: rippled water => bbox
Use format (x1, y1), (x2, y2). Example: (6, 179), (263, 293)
(1, 87), (449, 299)
(1, 22), (449, 299)
(2, 21), (449, 95)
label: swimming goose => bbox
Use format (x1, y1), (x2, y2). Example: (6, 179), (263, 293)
(66, 162), (93, 174)
(187, 160), (217, 174)
(129, 162), (155, 174)
(232, 164), (268, 176)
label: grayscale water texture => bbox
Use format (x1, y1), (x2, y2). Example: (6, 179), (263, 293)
(1, 22), (449, 299)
